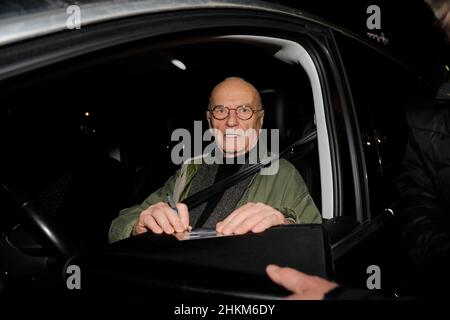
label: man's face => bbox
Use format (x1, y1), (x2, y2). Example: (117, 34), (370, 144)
(207, 79), (264, 157)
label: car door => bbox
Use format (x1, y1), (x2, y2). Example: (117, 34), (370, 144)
(0, 0), (418, 297)
(327, 31), (436, 295)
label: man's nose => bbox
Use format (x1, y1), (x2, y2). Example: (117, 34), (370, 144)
(226, 109), (238, 127)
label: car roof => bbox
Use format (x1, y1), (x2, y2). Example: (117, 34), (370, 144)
(0, 0), (365, 47)
(0, 0), (427, 83)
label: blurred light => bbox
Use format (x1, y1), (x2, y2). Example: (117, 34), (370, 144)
(377, 138), (381, 143)
(171, 59), (187, 71)
(366, 141), (371, 146)
(445, 65), (449, 72)
(85, 112), (90, 117)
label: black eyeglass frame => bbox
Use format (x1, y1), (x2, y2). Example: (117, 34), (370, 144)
(208, 105), (264, 120)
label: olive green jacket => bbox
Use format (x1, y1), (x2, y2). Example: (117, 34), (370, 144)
(109, 158), (322, 243)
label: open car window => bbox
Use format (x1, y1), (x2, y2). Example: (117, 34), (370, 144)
(1, 1), (436, 301)
(0, 33), (332, 246)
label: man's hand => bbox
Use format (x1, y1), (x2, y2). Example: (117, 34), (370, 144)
(132, 202), (189, 235)
(216, 202), (289, 235)
(266, 264), (338, 300)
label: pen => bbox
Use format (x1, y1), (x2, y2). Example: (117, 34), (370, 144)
(167, 194), (192, 232)
(166, 194), (179, 215)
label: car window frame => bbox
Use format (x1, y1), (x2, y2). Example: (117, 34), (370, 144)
(0, 6), (351, 222)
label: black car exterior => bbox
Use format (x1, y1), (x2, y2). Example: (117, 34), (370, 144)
(0, 0), (439, 298)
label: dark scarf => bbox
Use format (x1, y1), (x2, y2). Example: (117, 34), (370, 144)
(186, 154), (253, 229)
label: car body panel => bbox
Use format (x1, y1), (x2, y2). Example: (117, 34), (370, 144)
(0, 0), (431, 298)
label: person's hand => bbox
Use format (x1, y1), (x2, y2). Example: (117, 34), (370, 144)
(266, 264), (338, 300)
(216, 202), (290, 235)
(132, 202), (189, 235)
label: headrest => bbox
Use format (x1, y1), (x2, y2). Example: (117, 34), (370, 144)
(260, 89), (315, 148)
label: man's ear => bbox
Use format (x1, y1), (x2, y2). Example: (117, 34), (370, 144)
(206, 111), (213, 128)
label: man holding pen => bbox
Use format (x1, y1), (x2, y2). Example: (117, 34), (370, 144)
(109, 77), (321, 243)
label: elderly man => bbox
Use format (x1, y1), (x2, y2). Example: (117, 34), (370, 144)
(109, 77), (321, 243)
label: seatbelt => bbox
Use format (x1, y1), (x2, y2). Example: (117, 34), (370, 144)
(183, 129), (317, 210)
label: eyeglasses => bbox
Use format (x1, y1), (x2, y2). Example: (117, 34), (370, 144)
(208, 105), (263, 120)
